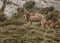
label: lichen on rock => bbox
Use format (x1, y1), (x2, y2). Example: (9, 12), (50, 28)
(4, 4), (18, 19)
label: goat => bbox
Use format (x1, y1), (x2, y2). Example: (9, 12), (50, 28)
(43, 20), (54, 29)
(24, 8), (45, 26)
(25, 13), (45, 25)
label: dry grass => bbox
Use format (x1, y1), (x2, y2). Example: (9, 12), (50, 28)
(0, 3), (60, 43)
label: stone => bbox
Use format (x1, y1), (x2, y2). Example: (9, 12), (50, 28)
(0, 0), (3, 9)
(4, 4), (18, 19)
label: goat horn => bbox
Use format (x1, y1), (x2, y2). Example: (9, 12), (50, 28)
(24, 8), (30, 13)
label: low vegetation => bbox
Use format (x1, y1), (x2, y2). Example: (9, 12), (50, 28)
(0, 1), (60, 43)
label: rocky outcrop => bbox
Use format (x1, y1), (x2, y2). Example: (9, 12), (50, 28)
(0, 0), (60, 19)
(4, 4), (18, 19)
(0, 0), (3, 9)
(0, 0), (26, 19)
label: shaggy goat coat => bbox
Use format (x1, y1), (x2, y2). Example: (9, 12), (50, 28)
(43, 20), (53, 28)
(25, 13), (45, 24)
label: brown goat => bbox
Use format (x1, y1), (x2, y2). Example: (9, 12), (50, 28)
(43, 20), (54, 29)
(25, 13), (45, 25)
